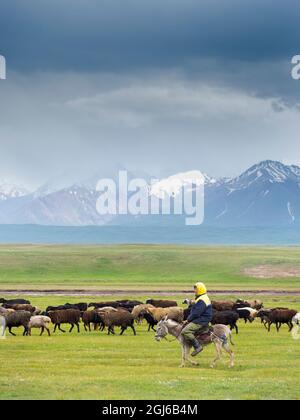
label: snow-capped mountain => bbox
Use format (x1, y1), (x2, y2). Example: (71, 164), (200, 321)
(0, 185), (112, 226)
(0, 181), (29, 201)
(205, 160), (300, 226)
(0, 160), (300, 226)
(150, 170), (213, 199)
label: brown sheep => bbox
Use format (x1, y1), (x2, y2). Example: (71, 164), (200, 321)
(146, 299), (178, 308)
(98, 309), (136, 335)
(47, 309), (81, 333)
(131, 304), (155, 323)
(145, 307), (184, 323)
(266, 309), (297, 332)
(3, 304), (41, 315)
(82, 310), (108, 332)
(82, 310), (98, 332)
(4, 310), (31, 336)
(212, 301), (235, 312)
(0, 307), (14, 315)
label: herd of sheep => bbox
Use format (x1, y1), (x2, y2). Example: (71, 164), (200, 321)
(0, 297), (299, 337)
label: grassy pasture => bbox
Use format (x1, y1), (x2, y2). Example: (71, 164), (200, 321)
(0, 245), (299, 399)
(0, 245), (300, 290)
(0, 294), (299, 400)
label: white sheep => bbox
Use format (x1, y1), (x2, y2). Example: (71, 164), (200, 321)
(292, 313), (300, 326)
(28, 316), (52, 336)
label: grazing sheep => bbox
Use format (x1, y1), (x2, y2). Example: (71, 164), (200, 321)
(212, 301), (235, 312)
(88, 301), (121, 309)
(144, 307), (184, 323)
(0, 298), (30, 305)
(211, 310), (239, 334)
(266, 309), (297, 332)
(47, 309), (81, 333)
(3, 304), (40, 314)
(28, 316), (52, 336)
(96, 306), (119, 313)
(146, 299), (178, 308)
(98, 309), (136, 335)
(46, 303), (86, 312)
(95, 307), (120, 332)
(4, 310), (31, 336)
(116, 300), (144, 312)
(235, 299), (263, 310)
(131, 304), (155, 323)
(46, 305), (68, 312)
(256, 309), (273, 329)
(292, 313), (300, 326)
(82, 310), (105, 332)
(0, 307), (14, 315)
(64, 302), (88, 312)
(236, 307), (258, 323)
(144, 312), (158, 332)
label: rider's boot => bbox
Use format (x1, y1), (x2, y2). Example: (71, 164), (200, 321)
(191, 338), (203, 357)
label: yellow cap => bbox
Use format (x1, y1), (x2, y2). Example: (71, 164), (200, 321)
(194, 282), (207, 296)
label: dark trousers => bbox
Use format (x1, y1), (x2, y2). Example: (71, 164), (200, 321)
(181, 322), (208, 343)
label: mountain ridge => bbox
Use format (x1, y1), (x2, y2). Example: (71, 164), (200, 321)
(1, 160), (300, 226)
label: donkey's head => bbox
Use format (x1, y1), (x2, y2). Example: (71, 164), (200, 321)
(155, 317), (169, 342)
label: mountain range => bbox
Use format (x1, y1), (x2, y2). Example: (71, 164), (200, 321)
(0, 160), (299, 227)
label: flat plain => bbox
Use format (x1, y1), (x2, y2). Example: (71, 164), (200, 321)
(0, 245), (299, 400)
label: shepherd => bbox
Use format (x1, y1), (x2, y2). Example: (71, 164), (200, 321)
(181, 282), (213, 356)
(155, 281), (235, 368)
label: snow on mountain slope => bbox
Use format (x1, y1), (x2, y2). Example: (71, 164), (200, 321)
(0, 181), (29, 201)
(205, 160), (300, 226)
(150, 171), (214, 199)
(225, 160), (300, 192)
(1, 160), (300, 226)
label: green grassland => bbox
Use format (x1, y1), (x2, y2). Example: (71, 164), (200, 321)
(0, 294), (299, 400)
(0, 245), (300, 400)
(0, 245), (300, 290)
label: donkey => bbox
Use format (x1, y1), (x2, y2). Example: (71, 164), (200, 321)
(155, 318), (235, 369)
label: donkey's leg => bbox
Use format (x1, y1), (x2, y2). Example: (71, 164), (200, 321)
(223, 342), (235, 368)
(210, 341), (222, 368)
(179, 344), (187, 368)
(187, 344), (199, 367)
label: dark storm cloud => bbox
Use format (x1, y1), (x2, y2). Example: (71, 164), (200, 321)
(1, 0), (300, 188)
(0, 0), (298, 72)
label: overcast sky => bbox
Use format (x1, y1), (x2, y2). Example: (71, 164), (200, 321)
(0, 0), (300, 189)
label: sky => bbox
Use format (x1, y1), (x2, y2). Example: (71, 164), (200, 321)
(0, 0), (300, 189)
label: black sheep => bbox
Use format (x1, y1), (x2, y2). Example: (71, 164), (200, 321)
(0, 298), (30, 305)
(212, 310), (239, 334)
